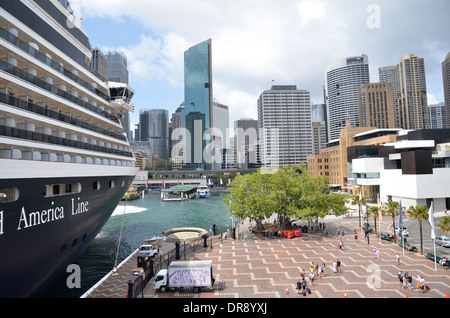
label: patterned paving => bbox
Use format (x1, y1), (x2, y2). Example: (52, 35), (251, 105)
(145, 217), (450, 299)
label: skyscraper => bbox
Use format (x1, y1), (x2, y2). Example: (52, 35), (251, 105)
(107, 51), (131, 140)
(234, 118), (259, 168)
(396, 53), (428, 129)
(258, 85), (312, 166)
(379, 65), (400, 127)
(428, 102), (446, 129)
(139, 109), (170, 160)
(183, 39), (213, 170)
(358, 82), (395, 128)
(443, 52), (450, 129)
(325, 55), (370, 141)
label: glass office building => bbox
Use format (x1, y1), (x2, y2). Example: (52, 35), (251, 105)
(183, 39), (213, 170)
(140, 109), (170, 160)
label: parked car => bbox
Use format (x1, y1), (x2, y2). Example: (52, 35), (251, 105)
(434, 236), (450, 247)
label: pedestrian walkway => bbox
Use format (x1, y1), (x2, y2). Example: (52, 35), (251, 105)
(85, 215), (450, 298)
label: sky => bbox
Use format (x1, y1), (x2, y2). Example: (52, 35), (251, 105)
(69, 0), (449, 134)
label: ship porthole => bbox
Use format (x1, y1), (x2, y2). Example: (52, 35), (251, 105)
(121, 180), (125, 187)
(93, 181), (100, 191)
(0, 187), (19, 202)
(109, 180), (115, 189)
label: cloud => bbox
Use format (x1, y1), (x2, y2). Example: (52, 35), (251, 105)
(69, 0), (449, 126)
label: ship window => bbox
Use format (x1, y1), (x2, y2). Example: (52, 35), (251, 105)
(121, 180), (125, 187)
(0, 187), (19, 202)
(43, 183), (81, 197)
(72, 238), (78, 247)
(109, 180), (115, 189)
(93, 181), (100, 191)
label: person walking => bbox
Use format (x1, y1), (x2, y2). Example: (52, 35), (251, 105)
(321, 263), (326, 277)
(333, 261), (337, 273)
(405, 272), (413, 290)
(309, 270), (315, 285)
(354, 229), (358, 240)
(336, 259), (341, 273)
(396, 253), (400, 265)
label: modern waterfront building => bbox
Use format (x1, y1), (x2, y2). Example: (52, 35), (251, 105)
(170, 103), (184, 168)
(396, 53), (429, 129)
(358, 82), (395, 129)
(443, 52), (450, 129)
(139, 109), (169, 160)
(258, 85), (312, 167)
(379, 65), (400, 128)
(183, 39), (213, 170)
(307, 123), (401, 195)
(349, 129), (450, 211)
(324, 55), (370, 141)
(428, 102), (446, 129)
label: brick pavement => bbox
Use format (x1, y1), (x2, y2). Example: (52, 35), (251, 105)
(144, 216), (450, 299)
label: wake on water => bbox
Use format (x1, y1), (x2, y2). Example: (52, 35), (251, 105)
(111, 205), (147, 217)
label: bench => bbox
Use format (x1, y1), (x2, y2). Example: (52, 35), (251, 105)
(426, 253), (450, 266)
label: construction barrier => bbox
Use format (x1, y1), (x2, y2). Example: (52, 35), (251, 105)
(294, 230), (301, 237)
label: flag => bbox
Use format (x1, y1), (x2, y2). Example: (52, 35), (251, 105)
(377, 194), (382, 221)
(428, 201), (436, 240)
(359, 188), (363, 214)
(398, 200), (403, 229)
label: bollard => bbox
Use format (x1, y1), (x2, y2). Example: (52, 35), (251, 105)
(127, 279), (133, 298)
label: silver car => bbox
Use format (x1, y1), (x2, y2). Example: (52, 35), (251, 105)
(435, 236), (450, 247)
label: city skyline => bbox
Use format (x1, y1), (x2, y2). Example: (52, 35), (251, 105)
(69, 0), (449, 133)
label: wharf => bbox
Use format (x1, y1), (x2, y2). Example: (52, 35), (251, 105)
(83, 212), (450, 299)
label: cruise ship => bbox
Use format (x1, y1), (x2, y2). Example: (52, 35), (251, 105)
(0, 0), (139, 297)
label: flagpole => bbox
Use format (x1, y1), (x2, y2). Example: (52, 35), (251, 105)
(431, 200), (437, 271)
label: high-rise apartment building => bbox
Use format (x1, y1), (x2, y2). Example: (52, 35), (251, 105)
(90, 48), (108, 80)
(358, 82), (395, 129)
(139, 109), (169, 160)
(183, 39), (213, 170)
(428, 102), (446, 129)
(258, 85), (312, 166)
(325, 55), (370, 141)
(379, 65), (400, 127)
(234, 118), (259, 168)
(396, 53), (428, 129)
(443, 52), (450, 129)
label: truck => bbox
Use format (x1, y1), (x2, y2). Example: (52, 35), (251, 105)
(154, 260), (215, 293)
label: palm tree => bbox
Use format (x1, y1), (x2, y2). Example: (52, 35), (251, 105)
(351, 195), (367, 228)
(407, 205), (429, 255)
(382, 201), (399, 242)
(367, 206), (381, 234)
(437, 216), (450, 233)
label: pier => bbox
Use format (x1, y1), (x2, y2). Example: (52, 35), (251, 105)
(82, 212), (450, 299)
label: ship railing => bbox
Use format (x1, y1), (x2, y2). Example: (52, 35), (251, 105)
(0, 59), (119, 124)
(0, 92), (127, 142)
(0, 27), (111, 102)
(0, 124), (134, 158)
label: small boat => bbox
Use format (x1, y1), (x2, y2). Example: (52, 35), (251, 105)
(122, 186), (141, 201)
(197, 186), (210, 198)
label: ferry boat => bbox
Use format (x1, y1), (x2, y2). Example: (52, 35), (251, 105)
(197, 186), (209, 198)
(0, 0), (139, 297)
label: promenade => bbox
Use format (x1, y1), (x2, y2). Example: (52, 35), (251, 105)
(85, 212), (450, 299)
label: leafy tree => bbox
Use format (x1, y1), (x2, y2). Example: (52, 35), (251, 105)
(407, 205), (429, 255)
(382, 201), (399, 242)
(225, 165), (347, 231)
(437, 216), (450, 233)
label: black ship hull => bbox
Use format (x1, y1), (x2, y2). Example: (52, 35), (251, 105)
(0, 175), (134, 297)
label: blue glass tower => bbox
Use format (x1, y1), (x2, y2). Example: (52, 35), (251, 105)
(183, 39), (213, 170)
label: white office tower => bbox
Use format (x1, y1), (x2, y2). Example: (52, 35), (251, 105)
(257, 85), (312, 167)
(325, 55), (370, 141)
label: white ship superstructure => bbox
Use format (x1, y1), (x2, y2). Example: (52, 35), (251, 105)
(0, 0), (139, 297)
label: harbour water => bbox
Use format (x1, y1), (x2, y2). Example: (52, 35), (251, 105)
(45, 190), (231, 298)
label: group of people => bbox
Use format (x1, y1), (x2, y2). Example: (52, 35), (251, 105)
(296, 261), (342, 296)
(397, 271), (427, 293)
